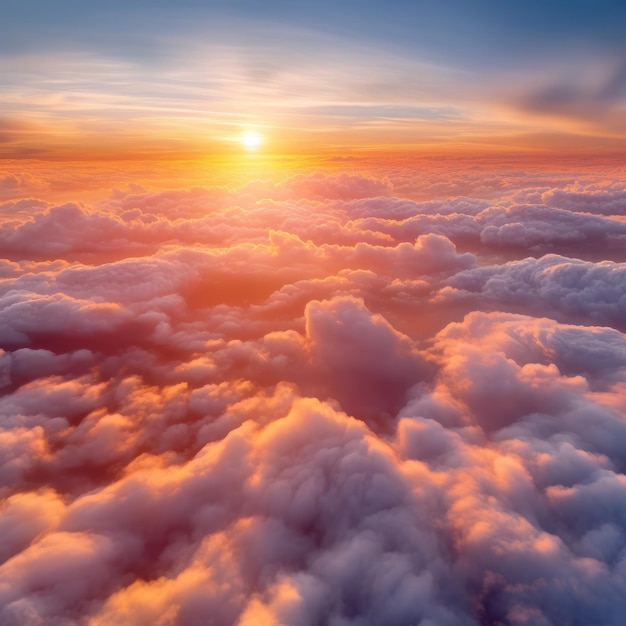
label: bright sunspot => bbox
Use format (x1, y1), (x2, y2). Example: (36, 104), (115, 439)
(241, 130), (263, 151)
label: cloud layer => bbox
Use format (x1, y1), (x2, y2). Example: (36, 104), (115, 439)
(1, 163), (626, 625)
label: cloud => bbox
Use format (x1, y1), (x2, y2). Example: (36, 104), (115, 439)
(1, 162), (626, 624)
(305, 296), (429, 432)
(440, 254), (626, 329)
(520, 60), (626, 131)
(543, 186), (626, 216)
(478, 203), (626, 247)
(0, 171), (48, 200)
(0, 292), (136, 350)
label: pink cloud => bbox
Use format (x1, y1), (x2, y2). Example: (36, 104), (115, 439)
(0, 162), (625, 624)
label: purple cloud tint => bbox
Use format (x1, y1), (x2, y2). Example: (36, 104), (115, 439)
(1, 165), (626, 625)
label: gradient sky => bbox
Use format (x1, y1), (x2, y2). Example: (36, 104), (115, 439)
(3, 4), (626, 625)
(3, 0), (626, 158)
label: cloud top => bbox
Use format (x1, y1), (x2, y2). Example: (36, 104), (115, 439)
(1, 165), (626, 624)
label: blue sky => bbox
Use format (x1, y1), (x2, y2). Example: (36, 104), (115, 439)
(4, 1), (625, 56)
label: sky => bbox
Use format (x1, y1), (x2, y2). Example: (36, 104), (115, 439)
(2, 3), (626, 626)
(2, 0), (626, 158)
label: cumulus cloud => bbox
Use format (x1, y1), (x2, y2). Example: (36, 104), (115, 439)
(1, 163), (626, 624)
(439, 254), (626, 330)
(305, 296), (429, 432)
(477, 203), (626, 247)
(543, 185), (626, 216)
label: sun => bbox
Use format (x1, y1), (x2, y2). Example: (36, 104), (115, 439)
(240, 130), (264, 151)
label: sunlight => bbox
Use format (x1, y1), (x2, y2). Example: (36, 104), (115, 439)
(240, 130), (264, 151)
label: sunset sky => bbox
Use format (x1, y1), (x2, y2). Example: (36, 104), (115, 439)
(3, 0), (626, 158)
(2, 3), (626, 626)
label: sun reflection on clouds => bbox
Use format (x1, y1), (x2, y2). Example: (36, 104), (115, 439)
(1, 156), (626, 623)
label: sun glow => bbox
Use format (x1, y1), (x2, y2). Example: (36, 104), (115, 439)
(241, 130), (264, 151)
